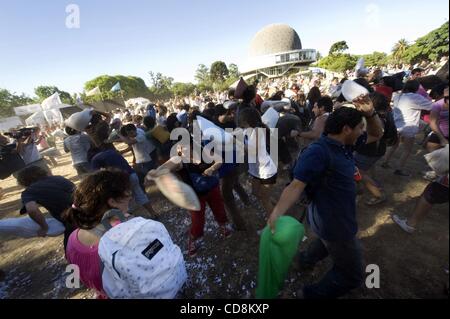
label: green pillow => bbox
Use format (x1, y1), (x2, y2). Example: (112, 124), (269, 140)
(256, 216), (304, 299)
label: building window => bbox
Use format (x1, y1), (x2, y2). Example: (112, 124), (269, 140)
(275, 55), (281, 63)
(289, 52), (299, 61)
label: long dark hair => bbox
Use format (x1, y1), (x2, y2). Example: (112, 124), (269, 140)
(63, 169), (131, 230)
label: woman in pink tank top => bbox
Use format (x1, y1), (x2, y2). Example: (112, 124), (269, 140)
(63, 169), (133, 299)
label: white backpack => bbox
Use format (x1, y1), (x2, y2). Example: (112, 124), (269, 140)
(98, 214), (187, 299)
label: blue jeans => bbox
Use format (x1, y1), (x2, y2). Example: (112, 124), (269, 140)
(300, 237), (365, 299)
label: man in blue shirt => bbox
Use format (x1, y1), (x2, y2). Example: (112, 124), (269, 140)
(268, 96), (384, 299)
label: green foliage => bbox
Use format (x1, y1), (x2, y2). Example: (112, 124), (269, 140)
(0, 88), (34, 117)
(228, 63), (240, 79)
(195, 64), (210, 83)
(403, 22), (449, 64)
(148, 72), (174, 100)
(172, 82), (196, 98)
(34, 86), (74, 105)
(317, 53), (358, 72)
(329, 41), (349, 55)
(194, 62), (239, 93)
(362, 52), (389, 67)
(84, 75), (151, 103)
(210, 61), (229, 82)
(392, 39), (410, 64)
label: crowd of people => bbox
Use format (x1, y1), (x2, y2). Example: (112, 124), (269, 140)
(0, 60), (448, 299)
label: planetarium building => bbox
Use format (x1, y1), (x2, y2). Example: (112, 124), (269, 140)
(241, 24), (317, 80)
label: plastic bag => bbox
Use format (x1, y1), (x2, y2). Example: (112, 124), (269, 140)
(256, 216), (304, 299)
(424, 144), (449, 176)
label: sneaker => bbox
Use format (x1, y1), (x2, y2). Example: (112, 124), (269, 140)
(365, 194), (387, 206)
(392, 214), (416, 234)
(423, 170), (437, 182)
(394, 169), (411, 177)
(219, 224), (232, 239)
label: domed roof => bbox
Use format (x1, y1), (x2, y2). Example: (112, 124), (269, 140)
(249, 24), (302, 57)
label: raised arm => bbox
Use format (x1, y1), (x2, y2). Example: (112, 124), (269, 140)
(353, 95), (384, 144)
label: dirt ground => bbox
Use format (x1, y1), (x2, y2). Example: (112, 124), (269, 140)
(0, 139), (448, 299)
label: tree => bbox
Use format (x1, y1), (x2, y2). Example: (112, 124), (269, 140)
(403, 21), (449, 64)
(34, 86), (73, 105)
(195, 64), (210, 83)
(172, 82), (196, 98)
(227, 63), (240, 80)
(362, 52), (389, 67)
(317, 53), (358, 73)
(148, 72), (174, 100)
(210, 61), (229, 83)
(148, 72), (174, 90)
(0, 88), (34, 117)
(329, 41), (349, 55)
(392, 39), (410, 64)
(84, 75), (151, 102)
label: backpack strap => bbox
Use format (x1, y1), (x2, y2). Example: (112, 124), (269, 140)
(311, 138), (335, 174)
(89, 209), (128, 238)
(302, 138), (335, 202)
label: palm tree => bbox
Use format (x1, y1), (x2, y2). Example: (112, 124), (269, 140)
(392, 39), (409, 64)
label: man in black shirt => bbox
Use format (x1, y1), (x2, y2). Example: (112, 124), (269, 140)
(18, 166), (75, 250)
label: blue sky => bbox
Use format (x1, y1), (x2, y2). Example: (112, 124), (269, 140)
(0, 0), (448, 96)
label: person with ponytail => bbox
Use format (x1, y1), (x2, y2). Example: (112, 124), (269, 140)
(64, 169), (132, 298)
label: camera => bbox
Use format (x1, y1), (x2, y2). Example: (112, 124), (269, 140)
(4, 127), (38, 139)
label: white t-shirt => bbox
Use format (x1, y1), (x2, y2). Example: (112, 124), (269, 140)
(246, 128), (277, 180)
(64, 133), (92, 165)
(132, 129), (156, 164)
(393, 92), (433, 135)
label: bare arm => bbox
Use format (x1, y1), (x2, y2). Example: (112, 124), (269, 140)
(202, 151), (223, 176)
(365, 113), (384, 144)
(25, 201), (49, 236)
(352, 95), (384, 144)
(300, 116), (326, 140)
(429, 110), (448, 144)
(268, 179), (306, 233)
